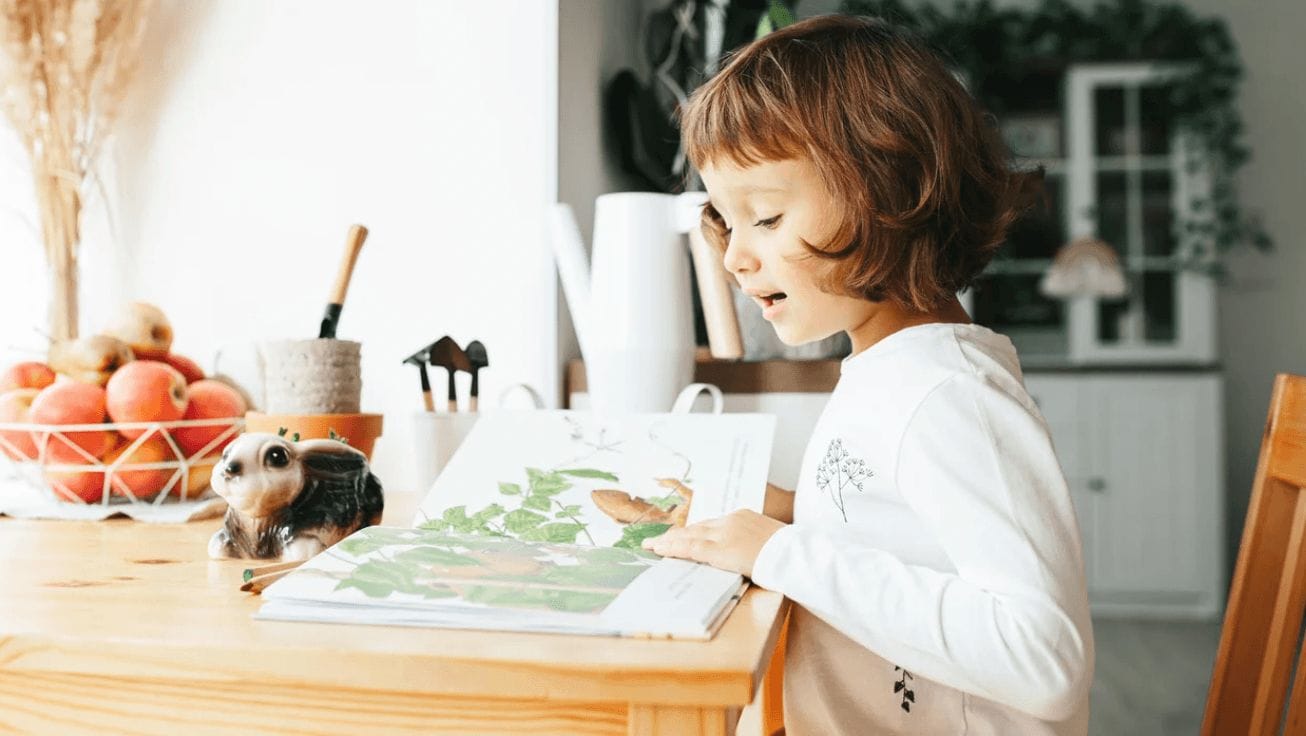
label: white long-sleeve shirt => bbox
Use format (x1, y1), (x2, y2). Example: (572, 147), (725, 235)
(751, 323), (1093, 735)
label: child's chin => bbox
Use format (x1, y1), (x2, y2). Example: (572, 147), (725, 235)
(773, 333), (806, 347)
(772, 325), (828, 347)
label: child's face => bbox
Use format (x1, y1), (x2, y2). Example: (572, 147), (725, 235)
(700, 157), (875, 346)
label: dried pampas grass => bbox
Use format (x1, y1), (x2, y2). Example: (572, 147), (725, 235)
(0, 0), (152, 340)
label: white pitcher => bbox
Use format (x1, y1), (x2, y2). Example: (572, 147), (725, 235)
(549, 191), (707, 414)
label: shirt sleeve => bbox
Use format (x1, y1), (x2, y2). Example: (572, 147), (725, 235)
(750, 372), (1093, 721)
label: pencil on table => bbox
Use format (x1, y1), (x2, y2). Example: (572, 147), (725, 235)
(241, 567), (297, 594)
(241, 560), (304, 583)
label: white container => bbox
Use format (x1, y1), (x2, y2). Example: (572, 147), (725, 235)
(549, 191), (707, 414)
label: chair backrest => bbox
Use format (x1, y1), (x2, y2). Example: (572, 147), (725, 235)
(1204, 373), (1306, 735)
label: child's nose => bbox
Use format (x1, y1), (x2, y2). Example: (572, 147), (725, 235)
(722, 234), (759, 275)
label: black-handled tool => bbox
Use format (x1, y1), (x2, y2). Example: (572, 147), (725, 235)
(403, 344), (435, 412)
(465, 340), (489, 412)
(428, 336), (472, 412)
(318, 224), (368, 339)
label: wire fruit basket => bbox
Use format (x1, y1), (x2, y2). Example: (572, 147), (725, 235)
(0, 417), (242, 506)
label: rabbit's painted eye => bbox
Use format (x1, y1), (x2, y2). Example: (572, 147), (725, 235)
(264, 446), (290, 469)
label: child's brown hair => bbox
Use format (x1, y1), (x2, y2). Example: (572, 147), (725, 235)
(680, 14), (1040, 312)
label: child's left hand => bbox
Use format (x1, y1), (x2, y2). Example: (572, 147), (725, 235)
(642, 510), (786, 577)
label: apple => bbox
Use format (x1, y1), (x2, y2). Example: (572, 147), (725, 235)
(172, 379), (246, 458)
(105, 434), (178, 499)
(0, 362), (56, 393)
(174, 458), (219, 499)
(0, 388), (40, 460)
(44, 466), (108, 503)
(47, 335), (134, 387)
(105, 361), (188, 438)
(163, 353), (205, 384)
(103, 302), (173, 360)
(29, 381), (116, 463)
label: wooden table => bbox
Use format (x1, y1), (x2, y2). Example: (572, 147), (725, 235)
(0, 508), (788, 735)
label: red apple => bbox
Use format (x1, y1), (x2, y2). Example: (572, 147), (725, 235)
(105, 361), (188, 439)
(163, 353), (205, 384)
(0, 388), (40, 460)
(172, 379), (246, 458)
(29, 382), (116, 463)
(105, 434), (178, 499)
(44, 466), (108, 503)
(0, 361), (56, 393)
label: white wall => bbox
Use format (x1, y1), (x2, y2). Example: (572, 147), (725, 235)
(555, 0), (647, 378)
(1176, 0), (1306, 555)
(0, 0), (560, 492)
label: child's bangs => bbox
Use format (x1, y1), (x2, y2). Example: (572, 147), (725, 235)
(682, 68), (807, 171)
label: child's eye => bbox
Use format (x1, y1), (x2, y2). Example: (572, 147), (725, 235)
(754, 215), (782, 229)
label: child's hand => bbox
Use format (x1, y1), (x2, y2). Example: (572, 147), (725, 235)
(642, 510), (786, 577)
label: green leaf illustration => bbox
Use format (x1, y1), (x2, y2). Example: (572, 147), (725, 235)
(473, 504), (506, 524)
(579, 546), (652, 564)
(522, 494), (552, 512)
(395, 546), (481, 567)
(335, 559), (419, 598)
(542, 560), (649, 588)
(558, 468), (620, 482)
(520, 522), (585, 544)
(416, 519), (451, 532)
(498, 482), (522, 496)
(556, 504), (583, 517)
(615, 523), (672, 550)
(503, 508), (547, 533)
(338, 528), (420, 556)
(335, 578), (395, 598)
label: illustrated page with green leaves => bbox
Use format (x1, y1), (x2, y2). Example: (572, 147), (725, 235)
(256, 411), (775, 639)
(412, 411), (775, 550)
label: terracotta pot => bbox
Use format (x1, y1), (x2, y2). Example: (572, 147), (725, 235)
(243, 412), (383, 459)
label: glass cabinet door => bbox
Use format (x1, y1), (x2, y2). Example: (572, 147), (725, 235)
(1064, 64), (1215, 364)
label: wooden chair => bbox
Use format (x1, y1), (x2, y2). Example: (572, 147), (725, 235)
(1204, 373), (1306, 734)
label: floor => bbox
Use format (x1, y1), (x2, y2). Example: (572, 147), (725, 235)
(1089, 617), (1223, 736)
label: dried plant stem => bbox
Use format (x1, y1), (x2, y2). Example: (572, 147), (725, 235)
(0, 0), (152, 341)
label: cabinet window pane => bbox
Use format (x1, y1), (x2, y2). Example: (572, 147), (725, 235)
(1094, 86), (1127, 156)
(1138, 85), (1174, 156)
(1143, 272), (1177, 342)
(1096, 172), (1129, 255)
(1004, 173), (1065, 259)
(1097, 292), (1130, 344)
(1142, 171), (1176, 257)
(971, 275), (1067, 357)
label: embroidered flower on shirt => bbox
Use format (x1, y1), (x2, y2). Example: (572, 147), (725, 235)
(814, 438), (871, 522)
(893, 665), (915, 713)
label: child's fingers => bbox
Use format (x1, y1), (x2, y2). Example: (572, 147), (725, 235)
(643, 525), (716, 562)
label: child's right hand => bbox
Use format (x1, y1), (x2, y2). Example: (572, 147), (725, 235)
(763, 483), (795, 524)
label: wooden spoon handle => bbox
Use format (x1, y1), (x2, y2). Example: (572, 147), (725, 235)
(329, 224), (369, 304)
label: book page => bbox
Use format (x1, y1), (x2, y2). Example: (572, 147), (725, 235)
(413, 411), (775, 550)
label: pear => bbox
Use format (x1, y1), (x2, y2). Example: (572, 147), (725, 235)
(48, 335), (135, 386)
(102, 302), (174, 360)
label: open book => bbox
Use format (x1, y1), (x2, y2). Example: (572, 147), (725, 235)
(255, 410), (775, 639)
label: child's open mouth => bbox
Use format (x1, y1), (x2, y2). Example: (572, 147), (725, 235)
(759, 292), (787, 319)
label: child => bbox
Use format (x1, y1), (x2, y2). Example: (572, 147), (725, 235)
(642, 14), (1093, 736)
